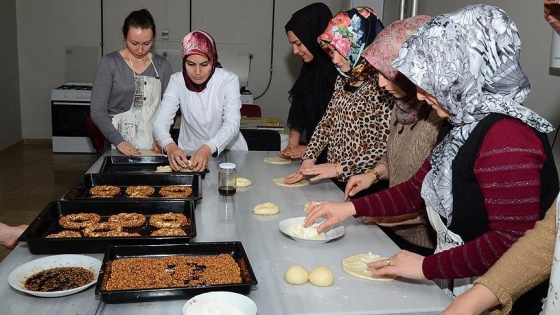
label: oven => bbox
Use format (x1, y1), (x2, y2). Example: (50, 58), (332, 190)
(51, 84), (96, 153)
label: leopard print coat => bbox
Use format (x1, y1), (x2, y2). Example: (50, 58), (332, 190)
(303, 74), (394, 181)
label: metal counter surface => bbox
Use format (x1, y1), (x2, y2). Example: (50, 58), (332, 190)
(0, 150), (450, 315)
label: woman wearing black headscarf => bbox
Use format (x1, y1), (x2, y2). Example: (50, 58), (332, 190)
(280, 3), (337, 159)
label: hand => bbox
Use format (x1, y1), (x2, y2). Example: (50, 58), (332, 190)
(304, 201), (356, 234)
(189, 144), (212, 172)
(368, 250), (426, 280)
(299, 162), (339, 182)
(116, 141), (141, 156)
(440, 284), (499, 315)
(345, 172), (378, 199)
(280, 144), (307, 159)
(151, 141), (162, 155)
(165, 143), (189, 171)
(0, 222), (28, 250)
(284, 159), (315, 184)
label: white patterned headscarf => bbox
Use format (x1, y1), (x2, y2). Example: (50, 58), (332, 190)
(393, 4), (554, 224)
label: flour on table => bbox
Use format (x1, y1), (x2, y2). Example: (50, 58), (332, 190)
(187, 300), (243, 315)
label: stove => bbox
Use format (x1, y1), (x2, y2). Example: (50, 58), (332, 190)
(51, 83), (96, 153)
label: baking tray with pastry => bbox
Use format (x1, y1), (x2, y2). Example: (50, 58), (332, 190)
(62, 173), (202, 201)
(99, 156), (209, 178)
(19, 199), (197, 254)
(95, 242), (258, 303)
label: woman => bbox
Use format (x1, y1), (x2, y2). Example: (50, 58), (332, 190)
(346, 15), (443, 256)
(285, 7), (393, 189)
(152, 30), (247, 172)
(90, 9), (172, 156)
(280, 2), (337, 159)
(305, 4), (559, 297)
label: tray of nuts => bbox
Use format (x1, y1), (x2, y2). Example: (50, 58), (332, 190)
(19, 199), (197, 254)
(62, 173), (202, 201)
(95, 242), (258, 303)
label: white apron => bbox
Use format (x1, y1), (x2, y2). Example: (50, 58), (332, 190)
(112, 55), (161, 150)
(426, 204), (476, 298)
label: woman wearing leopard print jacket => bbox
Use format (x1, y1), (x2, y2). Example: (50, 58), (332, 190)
(284, 6), (394, 190)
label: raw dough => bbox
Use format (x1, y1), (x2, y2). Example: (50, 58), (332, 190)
(155, 165), (173, 173)
(308, 266), (334, 287)
(188, 300), (244, 315)
(342, 253), (398, 281)
(236, 177), (252, 187)
(263, 157), (291, 164)
(253, 202), (279, 215)
(272, 178), (309, 187)
(303, 202), (312, 212)
(289, 222), (325, 240)
(284, 266), (309, 285)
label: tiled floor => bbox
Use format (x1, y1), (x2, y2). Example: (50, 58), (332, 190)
(0, 142), (98, 261)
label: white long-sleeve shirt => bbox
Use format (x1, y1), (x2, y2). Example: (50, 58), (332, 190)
(153, 68), (247, 155)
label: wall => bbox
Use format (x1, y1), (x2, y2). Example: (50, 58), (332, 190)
(0, 0), (22, 150)
(417, 0), (560, 165)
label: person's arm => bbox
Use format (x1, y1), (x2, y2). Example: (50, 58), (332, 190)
(440, 283), (500, 315)
(153, 74), (182, 150)
(206, 72), (242, 155)
(423, 120), (548, 279)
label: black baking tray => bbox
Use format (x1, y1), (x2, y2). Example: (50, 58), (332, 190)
(19, 199), (197, 254)
(99, 156), (209, 178)
(95, 242), (258, 303)
(62, 173), (202, 201)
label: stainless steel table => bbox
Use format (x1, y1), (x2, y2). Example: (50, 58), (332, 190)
(0, 150), (450, 315)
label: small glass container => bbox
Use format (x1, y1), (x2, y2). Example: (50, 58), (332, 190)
(218, 162), (237, 196)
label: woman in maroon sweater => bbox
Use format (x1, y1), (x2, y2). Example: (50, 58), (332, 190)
(305, 4), (559, 296)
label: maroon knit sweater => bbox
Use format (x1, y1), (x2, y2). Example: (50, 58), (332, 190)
(351, 118), (548, 280)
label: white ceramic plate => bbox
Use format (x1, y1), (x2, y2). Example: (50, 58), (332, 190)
(278, 217), (345, 245)
(183, 291), (257, 315)
(8, 254), (101, 298)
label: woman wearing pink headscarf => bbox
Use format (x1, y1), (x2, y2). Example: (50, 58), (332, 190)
(153, 30), (247, 171)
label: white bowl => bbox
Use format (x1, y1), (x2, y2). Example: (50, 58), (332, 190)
(183, 291), (257, 315)
(279, 217), (345, 245)
(8, 254), (101, 297)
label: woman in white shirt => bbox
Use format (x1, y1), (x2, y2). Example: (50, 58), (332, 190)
(153, 30), (247, 171)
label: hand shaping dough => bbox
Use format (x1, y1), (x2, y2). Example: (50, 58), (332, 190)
(284, 266), (309, 285)
(289, 222), (325, 240)
(309, 266), (334, 287)
(253, 202), (279, 215)
(155, 165), (173, 173)
(236, 177), (252, 187)
(342, 253), (398, 281)
(263, 157), (292, 164)
(273, 178), (310, 187)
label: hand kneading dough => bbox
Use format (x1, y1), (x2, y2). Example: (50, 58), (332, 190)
(342, 253), (397, 281)
(236, 177), (252, 187)
(284, 266), (309, 285)
(253, 202), (279, 215)
(289, 222), (325, 240)
(263, 157), (292, 164)
(273, 178), (309, 187)
(309, 266), (334, 287)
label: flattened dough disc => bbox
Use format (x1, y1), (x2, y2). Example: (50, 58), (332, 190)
(264, 157), (292, 164)
(342, 253), (398, 281)
(273, 178), (309, 187)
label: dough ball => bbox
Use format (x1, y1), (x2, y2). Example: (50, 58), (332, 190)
(155, 165), (172, 173)
(284, 266), (309, 285)
(236, 177), (252, 187)
(253, 202), (279, 215)
(309, 266), (334, 287)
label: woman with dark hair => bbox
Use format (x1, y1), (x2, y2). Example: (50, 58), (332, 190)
(90, 9), (172, 156)
(280, 3), (337, 160)
(153, 30), (247, 172)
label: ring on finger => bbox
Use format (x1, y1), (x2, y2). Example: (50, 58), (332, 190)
(384, 259), (391, 267)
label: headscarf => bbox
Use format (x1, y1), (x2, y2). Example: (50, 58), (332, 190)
(545, 0), (560, 35)
(318, 6), (384, 83)
(361, 15), (432, 125)
(181, 30), (222, 92)
(393, 4), (554, 224)
(284, 3), (337, 135)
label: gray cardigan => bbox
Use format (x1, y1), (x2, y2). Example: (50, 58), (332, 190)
(90, 51), (172, 145)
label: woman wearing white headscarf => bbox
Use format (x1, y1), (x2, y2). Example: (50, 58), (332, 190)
(305, 4), (558, 300)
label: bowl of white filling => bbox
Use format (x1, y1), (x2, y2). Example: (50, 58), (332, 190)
(279, 217), (345, 245)
(183, 291), (257, 315)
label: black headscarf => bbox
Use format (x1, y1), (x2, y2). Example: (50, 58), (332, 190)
(284, 3), (337, 141)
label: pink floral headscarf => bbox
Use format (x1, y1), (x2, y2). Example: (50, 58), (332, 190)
(181, 30), (222, 92)
(361, 15), (432, 125)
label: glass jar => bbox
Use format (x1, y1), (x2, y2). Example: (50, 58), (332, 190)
(218, 162), (237, 196)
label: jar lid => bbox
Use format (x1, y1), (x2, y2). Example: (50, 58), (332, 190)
(219, 162), (236, 169)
